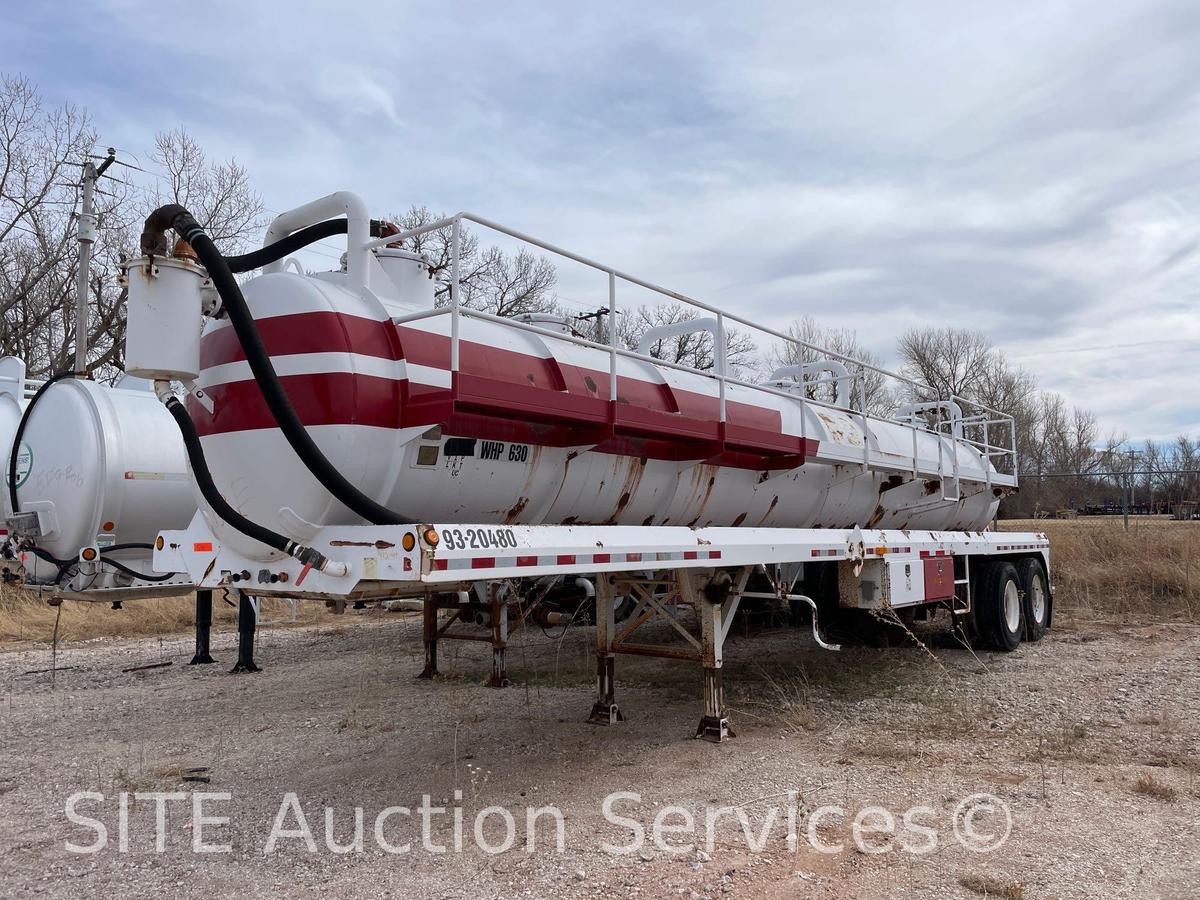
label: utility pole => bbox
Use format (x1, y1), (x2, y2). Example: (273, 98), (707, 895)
(74, 148), (116, 377)
(1121, 448), (1142, 532)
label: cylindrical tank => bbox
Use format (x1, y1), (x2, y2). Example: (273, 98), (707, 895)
(187, 251), (1002, 562)
(11, 377), (196, 566)
(0, 357), (29, 517)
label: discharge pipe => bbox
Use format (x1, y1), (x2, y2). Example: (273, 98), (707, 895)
(766, 361), (854, 409)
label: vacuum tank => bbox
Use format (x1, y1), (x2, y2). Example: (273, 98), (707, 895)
(8, 375), (196, 580)
(0, 358), (31, 517)
(167, 197), (1006, 564)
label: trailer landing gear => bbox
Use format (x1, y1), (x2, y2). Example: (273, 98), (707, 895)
(416, 591), (510, 687)
(231, 591), (259, 673)
(587, 567), (749, 742)
(588, 584), (624, 725)
(189, 589), (216, 665)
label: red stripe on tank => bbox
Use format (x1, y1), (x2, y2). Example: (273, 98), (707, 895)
(200, 312), (399, 368)
(193, 313), (820, 465)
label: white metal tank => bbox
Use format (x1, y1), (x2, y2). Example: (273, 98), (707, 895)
(0, 357), (29, 518)
(185, 247), (1003, 564)
(10, 377), (196, 567)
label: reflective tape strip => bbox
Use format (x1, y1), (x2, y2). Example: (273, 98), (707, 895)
(433, 548), (725, 571)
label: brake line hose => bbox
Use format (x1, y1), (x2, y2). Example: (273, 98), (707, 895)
(141, 205), (415, 526)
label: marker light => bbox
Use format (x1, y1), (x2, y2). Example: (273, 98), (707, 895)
(402, 532), (416, 551)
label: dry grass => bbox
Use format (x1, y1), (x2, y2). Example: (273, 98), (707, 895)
(0, 583), (329, 647)
(1001, 517), (1199, 622)
(959, 875), (1026, 899)
(1133, 772), (1179, 802)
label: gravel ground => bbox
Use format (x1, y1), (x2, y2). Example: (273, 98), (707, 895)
(0, 608), (1197, 899)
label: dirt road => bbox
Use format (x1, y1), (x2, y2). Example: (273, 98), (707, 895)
(1, 611), (1197, 899)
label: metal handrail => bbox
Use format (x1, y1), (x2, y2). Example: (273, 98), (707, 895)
(361, 211), (1019, 487)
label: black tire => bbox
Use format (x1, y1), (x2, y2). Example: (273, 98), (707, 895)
(978, 561), (1023, 652)
(1016, 557), (1050, 641)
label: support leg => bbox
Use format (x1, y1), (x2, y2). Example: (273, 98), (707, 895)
(588, 577), (624, 724)
(488, 587), (509, 688)
(230, 592), (260, 674)
(418, 595), (438, 679)
(693, 574), (733, 742)
(189, 589), (215, 665)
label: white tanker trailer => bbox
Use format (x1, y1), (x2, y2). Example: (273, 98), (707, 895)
(130, 193), (1051, 738)
(0, 358), (38, 517)
(2, 362), (195, 601)
(134, 199), (1006, 564)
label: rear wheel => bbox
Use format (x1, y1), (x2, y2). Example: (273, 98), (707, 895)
(978, 561), (1023, 652)
(1016, 557), (1049, 641)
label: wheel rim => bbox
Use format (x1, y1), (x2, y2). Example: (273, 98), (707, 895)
(1029, 577), (1046, 624)
(1003, 581), (1021, 634)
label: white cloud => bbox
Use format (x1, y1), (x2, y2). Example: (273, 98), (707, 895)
(8, 0), (1200, 440)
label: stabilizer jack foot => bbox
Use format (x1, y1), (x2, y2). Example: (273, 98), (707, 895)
(695, 715), (735, 743)
(588, 702), (625, 726)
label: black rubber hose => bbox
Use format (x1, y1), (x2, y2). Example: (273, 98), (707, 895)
(162, 395), (296, 555)
(25, 545), (73, 568)
(162, 395), (337, 574)
(224, 219), (348, 273)
(8, 371), (74, 514)
(153, 208), (414, 526)
(196, 218), (390, 274)
(97, 556), (179, 583)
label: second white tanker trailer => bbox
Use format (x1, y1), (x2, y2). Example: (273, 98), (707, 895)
(129, 192), (1050, 739)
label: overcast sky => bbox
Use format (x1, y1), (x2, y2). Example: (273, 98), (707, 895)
(6, 1), (1200, 441)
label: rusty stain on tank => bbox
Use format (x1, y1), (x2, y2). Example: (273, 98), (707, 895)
(503, 496), (529, 523)
(602, 455), (646, 524)
(866, 504), (885, 528)
(731, 512), (747, 527)
(686, 469), (719, 528)
(755, 494), (780, 526)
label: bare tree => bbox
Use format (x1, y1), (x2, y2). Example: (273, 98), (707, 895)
(385, 205), (559, 316)
(897, 327), (996, 401)
(0, 76), (266, 379)
(146, 128), (265, 254)
(0, 75), (95, 376)
(771, 315), (894, 414)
